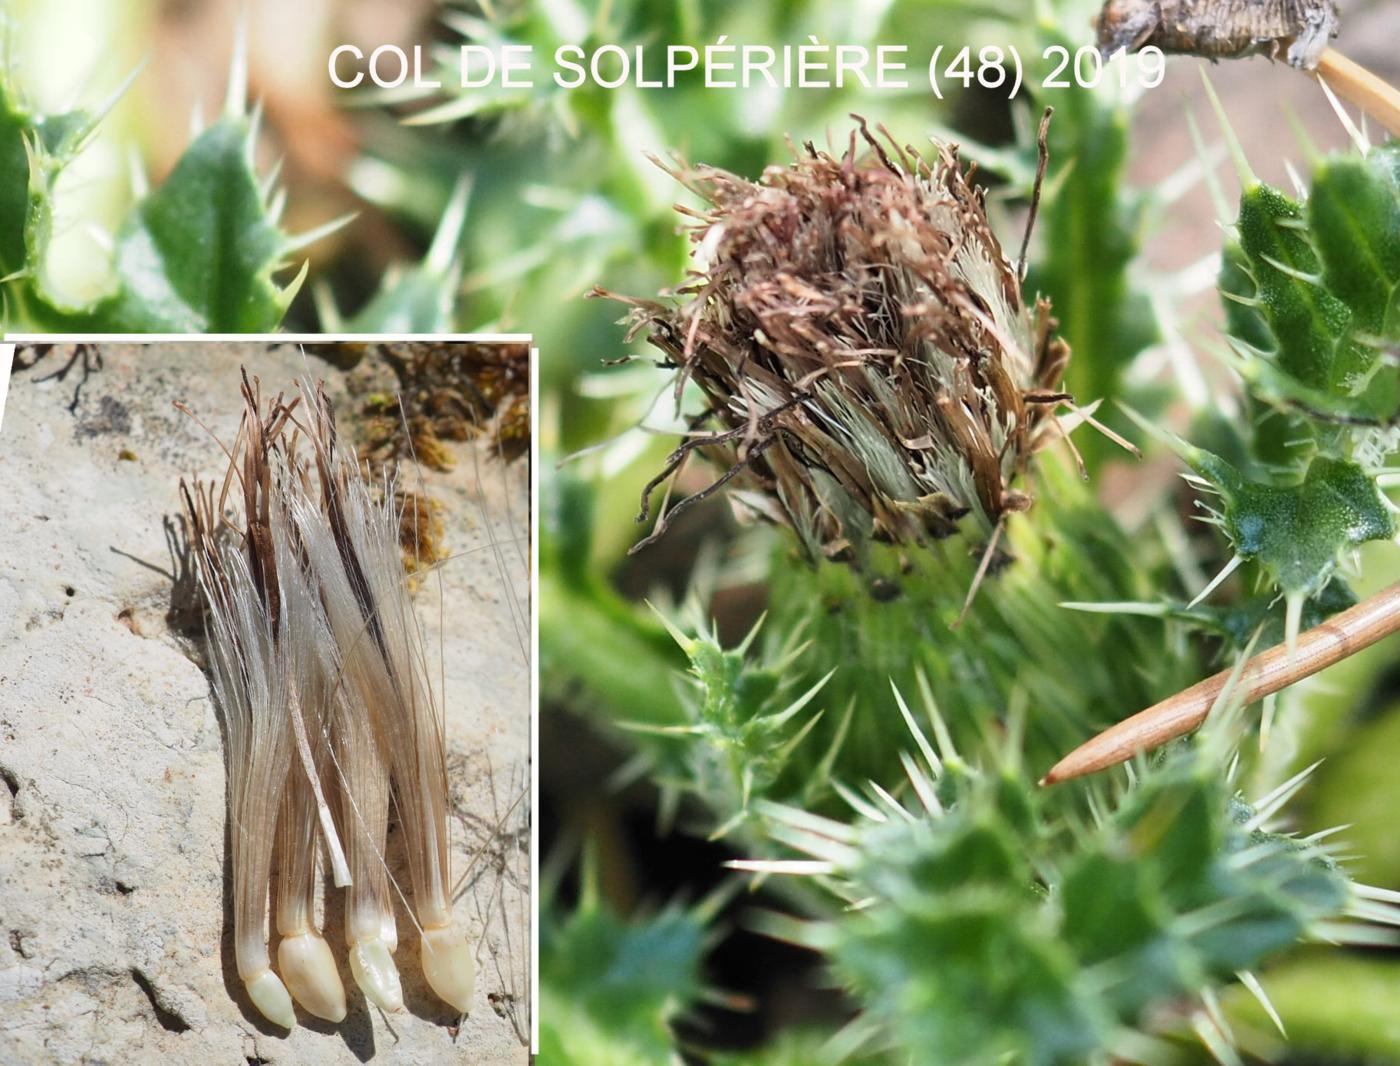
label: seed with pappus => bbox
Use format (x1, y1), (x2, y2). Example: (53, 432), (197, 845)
(600, 116), (1118, 578)
(180, 370), (476, 1029)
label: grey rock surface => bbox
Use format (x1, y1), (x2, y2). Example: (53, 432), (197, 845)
(0, 343), (530, 1064)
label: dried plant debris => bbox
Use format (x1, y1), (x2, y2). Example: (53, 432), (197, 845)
(397, 489), (449, 574)
(13, 343), (104, 413)
(315, 341), (532, 468)
(602, 118), (1110, 567)
(180, 369), (475, 1030)
(1096, 0), (1340, 70)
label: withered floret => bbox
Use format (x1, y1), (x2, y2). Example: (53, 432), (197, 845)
(604, 120), (1074, 562)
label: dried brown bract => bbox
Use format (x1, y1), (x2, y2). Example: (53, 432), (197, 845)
(601, 118), (1081, 566)
(1096, 0), (1340, 70)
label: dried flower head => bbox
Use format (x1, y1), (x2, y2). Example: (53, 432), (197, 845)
(601, 117), (1088, 569)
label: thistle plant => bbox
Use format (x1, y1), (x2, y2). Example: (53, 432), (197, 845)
(540, 18), (1400, 1060)
(1041, 97), (1400, 781)
(0, 15), (476, 334)
(1179, 111), (1400, 629)
(736, 687), (1398, 1066)
(388, 0), (1000, 386)
(539, 857), (722, 1066)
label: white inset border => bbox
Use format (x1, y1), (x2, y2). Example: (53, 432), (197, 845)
(0, 344), (12, 434)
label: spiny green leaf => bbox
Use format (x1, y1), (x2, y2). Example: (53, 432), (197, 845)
(1185, 578), (1358, 648)
(1225, 153), (1400, 424)
(0, 77), (93, 321)
(1308, 143), (1400, 340)
(0, 81), (35, 281)
(636, 615), (832, 820)
(807, 747), (1352, 1064)
(343, 176), (469, 333)
(2, 75), (307, 332)
(1236, 183), (1374, 396)
(1220, 240), (1274, 353)
(1183, 447), (1394, 597)
(82, 118), (300, 331)
(837, 889), (1100, 1066)
(343, 265), (457, 333)
(540, 897), (705, 1065)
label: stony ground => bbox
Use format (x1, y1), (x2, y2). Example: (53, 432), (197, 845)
(0, 343), (531, 1065)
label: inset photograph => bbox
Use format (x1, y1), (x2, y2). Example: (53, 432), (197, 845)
(0, 340), (530, 1063)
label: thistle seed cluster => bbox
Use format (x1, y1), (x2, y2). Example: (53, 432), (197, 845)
(183, 372), (474, 1030)
(606, 120), (1076, 562)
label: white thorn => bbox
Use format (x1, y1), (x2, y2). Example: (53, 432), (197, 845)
(890, 679), (942, 779)
(1316, 74), (1371, 155)
(1247, 758), (1323, 830)
(1189, 553), (1243, 608)
(1236, 970), (1285, 1036)
(426, 175), (472, 275)
(126, 145), (148, 200)
(225, 15), (248, 118)
(284, 212), (357, 255)
(725, 858), (834, 875)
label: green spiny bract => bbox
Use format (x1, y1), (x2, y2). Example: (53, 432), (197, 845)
(538, 876), (711, 1065)
(532, 16), (1400, 1066)
(747, 704), (1366, 1066)
(632, 458), (1205, 819)
(317, 177), (471, 334)
(762, 458), (1202, 786)
(627, 610), (838, 836)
